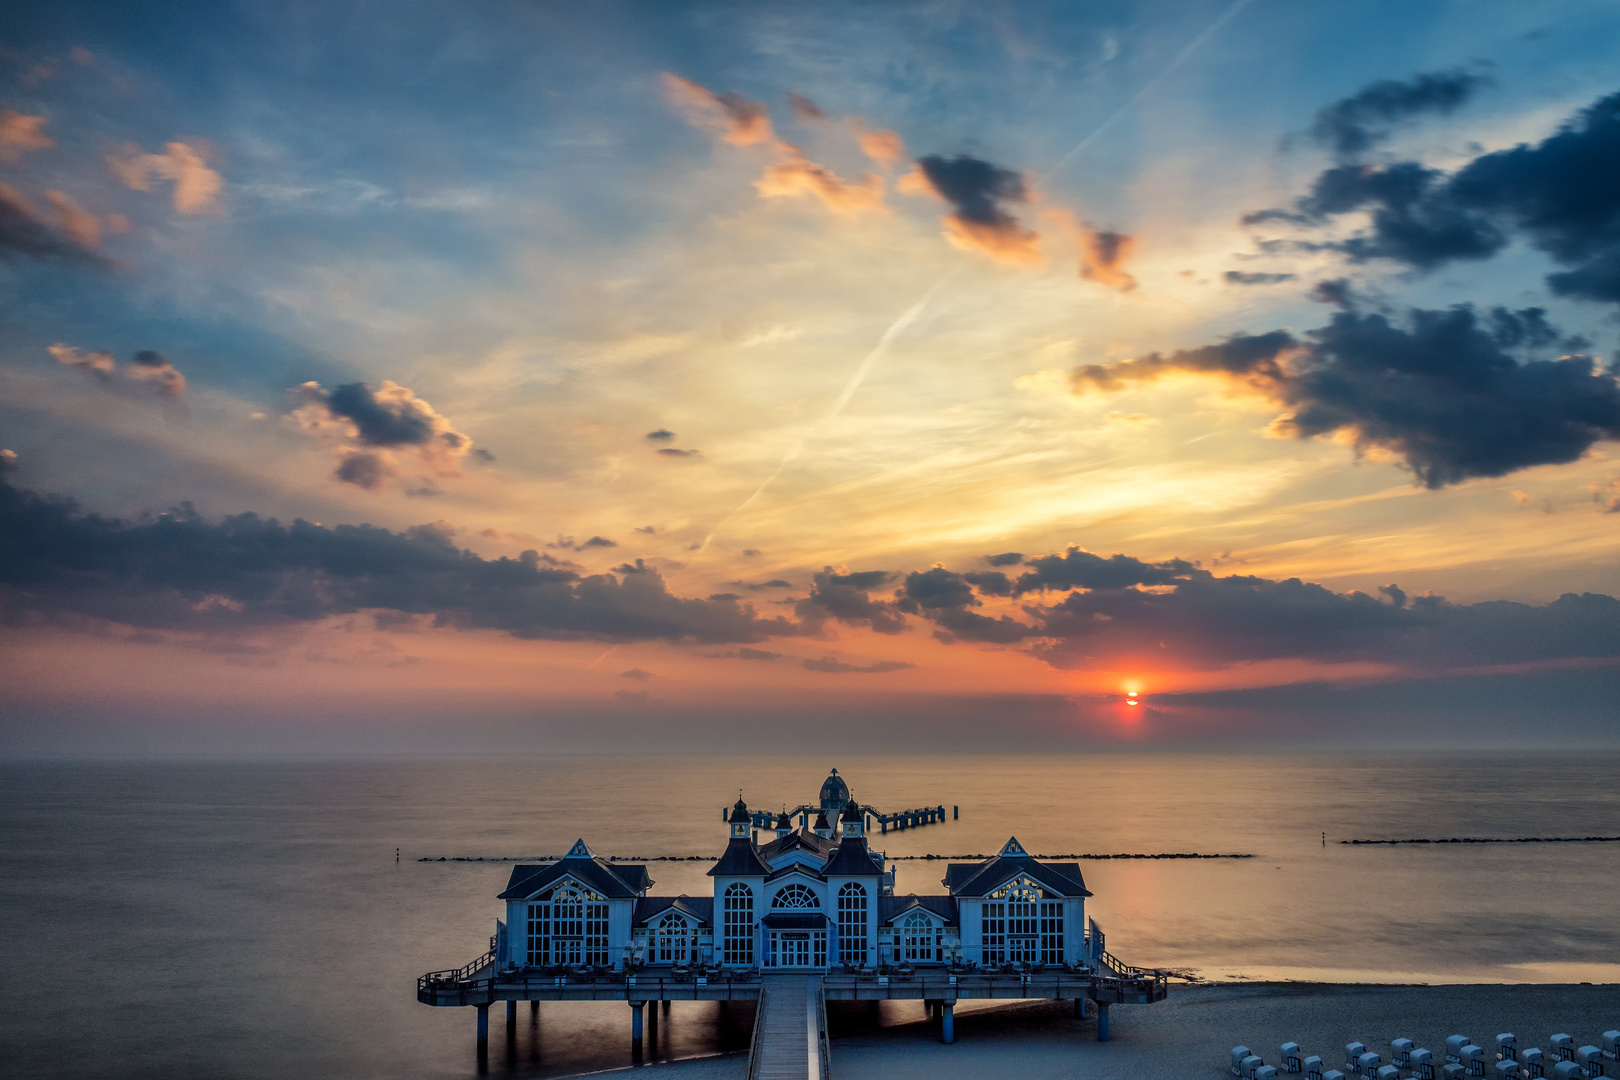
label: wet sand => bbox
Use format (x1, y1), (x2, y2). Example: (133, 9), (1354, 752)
(635, 982), (1619, 1080)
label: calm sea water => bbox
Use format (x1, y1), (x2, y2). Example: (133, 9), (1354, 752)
(1, 753), (1617, 1079)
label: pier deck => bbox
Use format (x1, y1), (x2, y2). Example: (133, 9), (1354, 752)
(748, 974), (827, 1080)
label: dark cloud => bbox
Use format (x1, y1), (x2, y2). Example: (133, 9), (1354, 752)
(326, 383), (434, 446)
(730, 579), (792, 591)
(334, 449), (394, 490)
(1306, 68), (1491, 159)
(0, 476), (799, 644)
(737, 647), (782, 661)
(905, 154), (1040, 264)
(470, 448), (496, 464)
(645, 430), (676, 442)
(788, 92), (825, 123)
(0, 182), (108, 266)
(802, 656), (914, 674)
(1311, 278), (1355, 307)
(1072, 305), (1620, 487)
(984, 552), (1023, 567)
(656, 447), (700, 458)
(578, 536), (617, 550)
(620, 668), (653, 679)
(1225, 271), (1297, 286)
(1077, 226), (1137, 291)
(49, 344), (187, 400)
(795, 568), (906, 634)
(1248, 90), (1620, 296)
(1014, 548), (1194, 594)
(890, 567), (1030, 644)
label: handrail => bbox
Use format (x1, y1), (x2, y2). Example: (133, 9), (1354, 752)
(744, 986), (771, 1080)
(814, 981), (832, 1080)
(417, 936), (498, 991)
(1098, 950), (1167, 983)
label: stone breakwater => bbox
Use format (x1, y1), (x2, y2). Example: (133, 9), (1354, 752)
(1342, 835), (1620, 845)
(417, 851), (1255, 862)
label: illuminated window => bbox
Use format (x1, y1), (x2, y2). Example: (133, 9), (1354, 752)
(771, 883), (819, 909)
(655, 912), (690, 964)
(528, 882), (608, 966)
(901, 910), (942, 962)
(723, 883), (754, 965)
(1039, 901), (1064, 965)
(837, 882), (868, 965)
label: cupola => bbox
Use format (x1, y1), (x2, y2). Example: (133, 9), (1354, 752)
(728, 796), (751, 840)
(813, 810), (832, 839)
(839, 798), (864, 841)
(775, 809), (793, 840)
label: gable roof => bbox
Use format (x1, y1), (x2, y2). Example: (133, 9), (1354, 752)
(758, 830), (836, 863)
(499, 843), (652, 900)
(879, 893), (957, 924)
(707, 837), (772, 877)
(942, 838), (1089, 898)
(633, 894), (714, 926)
(765, 862), (826, 884)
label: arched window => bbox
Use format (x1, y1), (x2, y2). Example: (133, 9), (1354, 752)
(901, 910), (941, 962)
(983, 877), (1046, 965)
(837, 882), (868, 965)
(771, 883), (819, 909)
(655, 912), (690, 964)
(528, 881), (609, 967)
(722, 883), (754, 965)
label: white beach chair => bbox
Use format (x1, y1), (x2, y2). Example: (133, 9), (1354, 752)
(1393, 1040), (1415, 1067)
(1347, 1043), (1367, 1073)
(1282, 1042), (1303, 1073)
(1461, 1045), (1487, 1077)
(1445, 1065), (1469, 1080)
(1234, 1046), (1254, 1075)
(1243, 1054), (1265, 1078)
(1257, 1068), (1279, 1080)
(1521, 1048), (1545, 1078)
(1450, 1037), (1477, 1064)
(1550, 1062), (1584, 1080)
(1305, 1054), (1324, 1079)
(1324, 1071), (1346, 1080)
(1575, 1047), (1606, 1077)
(1360, 1051), (1384, 1076)
(1500, 1036), (1518, 1062)
(1604, 1032), (1620, 1062)
(1552, 1036), (1575, 1062)
(1377, 1066), (1400, 1080)
(1411, 1049), (1437, 1079)
(1495, 1061), (1521, 1078)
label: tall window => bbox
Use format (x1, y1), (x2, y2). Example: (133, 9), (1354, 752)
(901, 911), (942, 962)
(771, 883), (819, 909)
(655, 912), (689, 964)
(980, 902), (1006, 965)
(723, 883), (754, 965)
(1039, 901), (1065, 965)
(528, 882), (609, 966)
(837, 883), (868, 965)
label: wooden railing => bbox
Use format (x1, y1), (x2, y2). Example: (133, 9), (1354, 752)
(1098, 950), (1167, 984)
(417, 936), (497, 993)
(814, 981), (832, 1080)
(744, 985), (771, 1080)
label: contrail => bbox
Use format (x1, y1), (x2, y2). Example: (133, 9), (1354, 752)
(1040, 0), (1256, 185)
(700, 0), (1255, 551)
(579, 644), (618, 674)
(698, 271), (957, 551)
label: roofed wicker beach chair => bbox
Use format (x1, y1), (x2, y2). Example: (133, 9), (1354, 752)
(1499, 1036), (1519, 1062)
(1323, 1071), (1346, 1080)
(1550, 1062), (1584, 1080)
(1495, 1061), (1520, 1077)
(1233, 1045), (1252, 1075)
(1410, 1048), (1436, 1079)
(1444, 1065), (1468, 1080)
(1520, 1048), (1545, 1078)
(1281, 1042), (1303, 1073)
(1393, 1040), (1415, 1068)
(1305, 1054), (1324, 1079)
(1256, 1067), (1279, 1080)
(1377, 1066), (1400, 1080)
(1605, 1032), (1620, 1062)
(1575, 1046), (1607, 1076)
(1347, 1043), (1367, 1073)
(1551, 1036), (1575, 1062)
(1360, 1051), (1384, 1076)
(1450, 1037), (1477, 1064)
(1243, 1054), (1265, 1078)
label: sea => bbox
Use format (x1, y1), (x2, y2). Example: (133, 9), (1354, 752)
(1, 752), (1617, 1079)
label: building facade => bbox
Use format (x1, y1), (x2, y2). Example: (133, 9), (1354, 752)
(496, 770), (1090, 972)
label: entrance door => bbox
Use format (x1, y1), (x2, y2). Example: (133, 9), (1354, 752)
(784, 932), (811, 966)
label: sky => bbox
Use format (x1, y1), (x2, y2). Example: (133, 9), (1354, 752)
(4, 0), (1620, 754)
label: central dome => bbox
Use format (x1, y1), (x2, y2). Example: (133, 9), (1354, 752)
(818, 768), (850, 813)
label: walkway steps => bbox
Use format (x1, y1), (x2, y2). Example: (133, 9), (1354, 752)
(748, 974), (827, 1080)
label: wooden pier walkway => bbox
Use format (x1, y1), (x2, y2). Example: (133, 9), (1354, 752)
(748, 974), (827, 1080)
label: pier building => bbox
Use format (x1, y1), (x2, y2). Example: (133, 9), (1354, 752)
(419, 768), (1168, 1072)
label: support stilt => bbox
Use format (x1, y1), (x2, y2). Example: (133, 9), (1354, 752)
(942, 1002), (955, 1044)
(1075, 997), (1087, 1019)
(1096, 1001), (1110, 1042)
(530, 1000), (539, 1017)
(630, 1001), (645, 1057)
(506, 1000), (516, 1027)
(475, 1003), (490, 1060)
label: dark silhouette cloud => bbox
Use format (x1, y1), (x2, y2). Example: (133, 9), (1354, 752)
(1306, 68), (1491, 159)
(1072, 305), (1620, 487)
(802, 656), (914, 674)
(334, 449), (394, 490)
(1014, 548), (1194, 594)
(904, 153), (1040, 264)
(0, 476), (799, 644)
(795, 568), (905, 634)
(737, 647), (782, 661)
(656, 447), (700, 458)
(645, 429), (675, 442)
(1248, 90), (1620, 297)
(0, 182), (108, 266)
(788, 92), (825, 123)
(1225, 271), (1297, 285)
(984, 552), (1023, 567)
(1311, 278), (1355, 307)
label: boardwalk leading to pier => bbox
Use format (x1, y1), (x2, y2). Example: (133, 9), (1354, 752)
(749, 974), (825, 1080)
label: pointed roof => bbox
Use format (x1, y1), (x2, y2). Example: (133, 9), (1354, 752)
(879, 893), (958, 924)
(758, 829), (837, 862)
(708, 835), (771, 877)
(824, 836), (884, 876)
(633, 894), (714, 926)
(499, 841), (651, 899)
(728, 796), (750, 824)
(941, 836), (1089, 898)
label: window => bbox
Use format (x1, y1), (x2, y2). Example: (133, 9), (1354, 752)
(837, 883), (868, 965)
(1039, 901), (1065, 965)
(723, 883), (754, 965)
(655, 912), (689, 964)
(901, 910), (942, 962)
(528, 881), (609, 966)
(980, 902), (1006, 965)
(771, 883), (819, 909)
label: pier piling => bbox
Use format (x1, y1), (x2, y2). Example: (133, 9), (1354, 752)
(1096, 1001), (1110, 1042)
(630, 1001), (644, 1056)
(475, 1003), (489, 1059)
(942, 1002), (955, 1044)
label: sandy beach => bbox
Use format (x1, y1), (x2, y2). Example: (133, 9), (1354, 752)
(631, 982), (1619, 1079)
